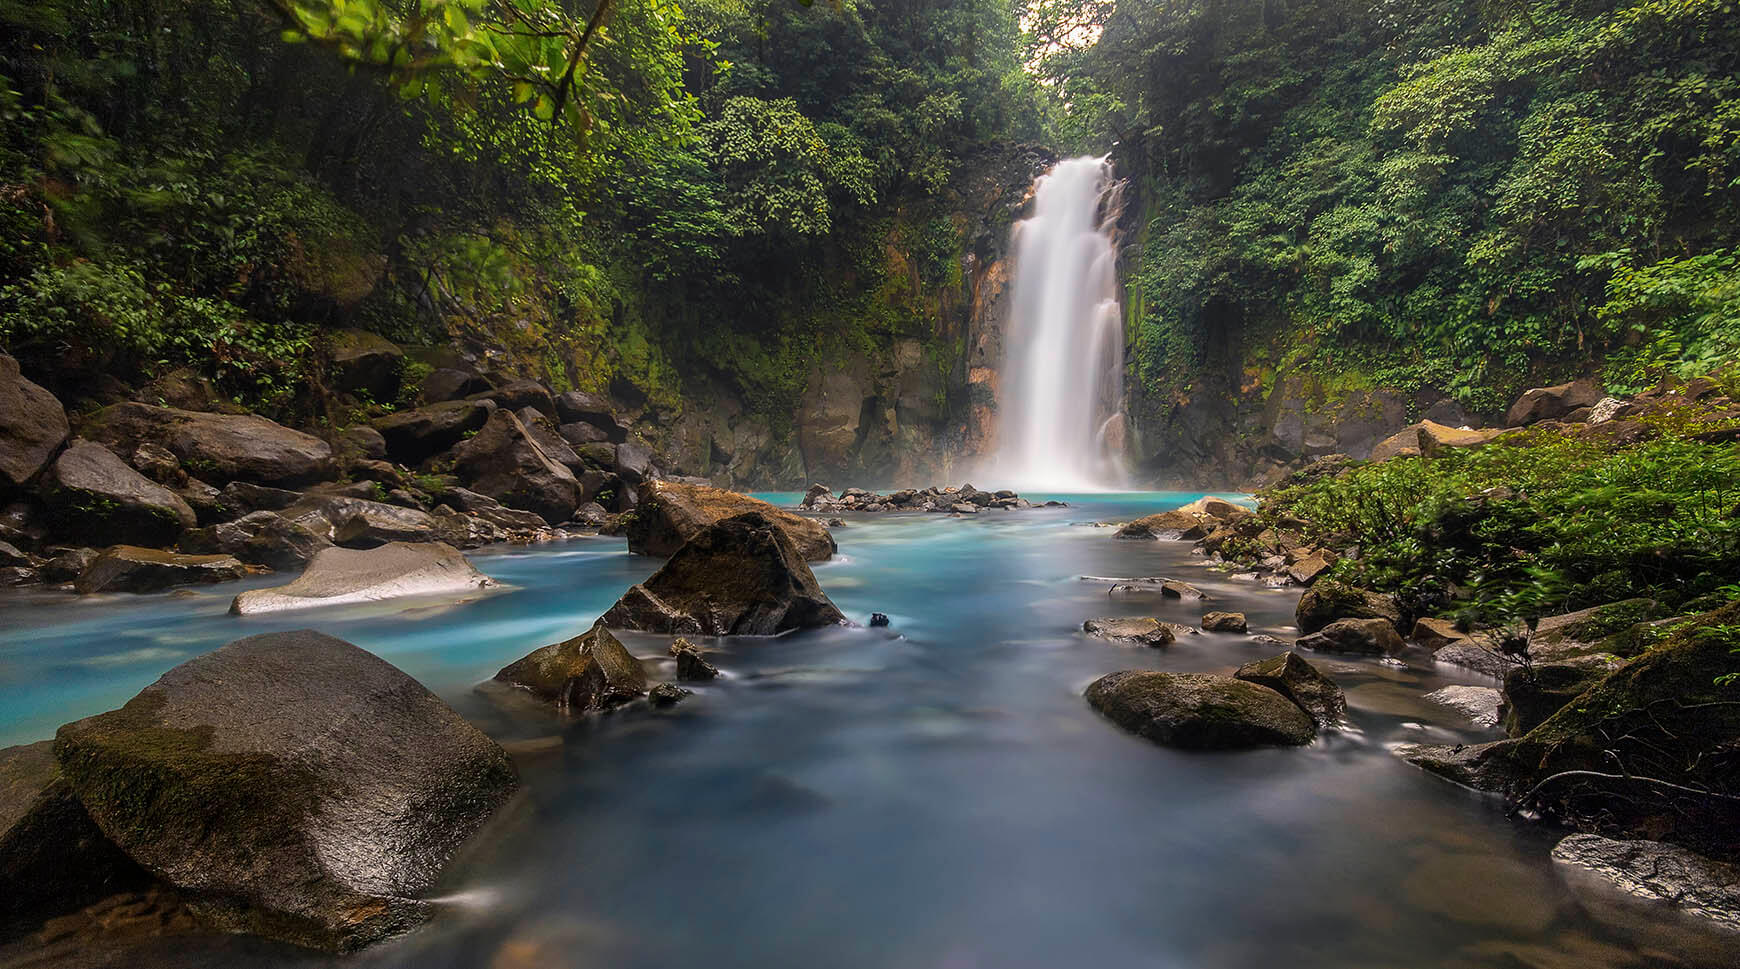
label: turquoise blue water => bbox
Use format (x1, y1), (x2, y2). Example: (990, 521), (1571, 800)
(3, 492), (1735, 967)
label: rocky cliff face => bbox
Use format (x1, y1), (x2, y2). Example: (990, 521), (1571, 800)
(607, 144), (1056, 490)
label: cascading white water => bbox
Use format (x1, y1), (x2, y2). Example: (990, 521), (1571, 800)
(993, 156), (1127, 491)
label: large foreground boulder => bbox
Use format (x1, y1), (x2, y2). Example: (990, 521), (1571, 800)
(53, 631), (519, 951)
(81, 403), (334, 487)
(41, 439), (197, 546)
(449, 409), (579, 525)
(493, 623), (647, 712)
(600, 512), (845, 635)
(1085, 671), (1316, 749)
(625, 480), (836, 562)
(0, 353), (69, 490)
(1, 741), (150, 937)
(1234, 651), (1345, 725)
(74, 546), (246, 594)
(231, 541), (495, 615)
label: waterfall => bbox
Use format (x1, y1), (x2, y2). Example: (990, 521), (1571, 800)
(993, 156), (1127, 491)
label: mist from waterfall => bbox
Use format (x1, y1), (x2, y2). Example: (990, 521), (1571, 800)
(992, 155), (1127, 491)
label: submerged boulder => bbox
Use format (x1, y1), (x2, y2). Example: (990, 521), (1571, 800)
(179, 510), (332, 572)
(0, 741), (150, 936)
(74, 546), (245, 594)
(670, 639), (720, 681)
(600, 512), (845, 636)
(1082, 617), (1176, 648)
(53, 630), (518, 951)
(41, 439), (197, 546)
(230, 541), (495, 615)
(624, 480), (836, 562)
(493, 623), (647, 712)
(0, 353), (70, 490)
(1085, 671), (1316, 749)
(449, 409), (579, 525)
(81, 402), (334, 487)
(1234, 651), (1346, 726)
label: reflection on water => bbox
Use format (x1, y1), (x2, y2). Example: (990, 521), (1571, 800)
(2, 493), (1736, 968)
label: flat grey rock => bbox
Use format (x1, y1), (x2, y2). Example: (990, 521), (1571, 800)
(1552, 835), (1740, 929)
(231, 541), (496, 615)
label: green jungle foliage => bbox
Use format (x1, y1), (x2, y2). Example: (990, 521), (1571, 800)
(0, 0), (1043, 423)
(1259, 414), (1740, 625)
(1037, 0), (1740, 409)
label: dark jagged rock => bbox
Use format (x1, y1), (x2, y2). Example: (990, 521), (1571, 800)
(802, 484), (1037, 514)
(1161, 579), (1209, 600)
(1234, 651), (1346, 726)
(868, 612), (891, 627)
(230, 541), (495, 614)
(472, 378), (555, 417)
(127, 441), (184, 484)
(0, 741), (152, 937)
(449, 409), (579, 525)
(327, 329), (402, 402)
(372, 399), (495, 466)
(669, 638), (720, 681)
(74, 546), (245, 594)
(180, 510), (332, 572)
(624, 480), (835, 562)
(601, 512), (845, 635)
(1295, 579), (1403, 633)
(1400, 602), (1740, 860)
(615, 440), (653, 484)
(218, 480), (304, 516)
(41, 439), (197, 547)
(494, 623), (646, 711)
(648, 683), (692, 707)
(514, 408), (586, 473)
(1201, 611), (1248, 633)
(1500, 663), (1606, 736)
(38, 547), (98, 584)
(81, 402), (335, 487)
(1298, 617), (1404, 655)
(53, 630), (518, 951)
(1082, 617), (1176, 648)
(1506, 378), (1604, 427)
(420, 368), (491, 404)
(0, 352), (69, 491)
(1085, 671), (1316, 749)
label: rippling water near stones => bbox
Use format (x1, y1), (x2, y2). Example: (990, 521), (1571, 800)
(2, 492), (1737, 968)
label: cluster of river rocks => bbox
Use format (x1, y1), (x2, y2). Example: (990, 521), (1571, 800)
(801, 483), (1064, 514)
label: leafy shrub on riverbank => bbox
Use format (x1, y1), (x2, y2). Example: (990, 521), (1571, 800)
(1263, 425), (1740, 624)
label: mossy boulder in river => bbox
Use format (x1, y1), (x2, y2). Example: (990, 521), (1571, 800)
(494, 623), (647, 712)
(1295, 580), (1402, 633)
(1234, 651), (1345, 726)
(601, 512), (846, 636)
(51, 630), (518, 952)
(1085, 671), (1316, 749)
(625, 480), (836, 562)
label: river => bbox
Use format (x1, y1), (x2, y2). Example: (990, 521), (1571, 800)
(2, 493), (1735, 968)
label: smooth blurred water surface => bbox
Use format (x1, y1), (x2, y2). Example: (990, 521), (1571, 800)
(2, 492), (1736, 968)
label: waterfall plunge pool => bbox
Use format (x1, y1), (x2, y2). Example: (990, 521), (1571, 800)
(2, 493), (1736, 968)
